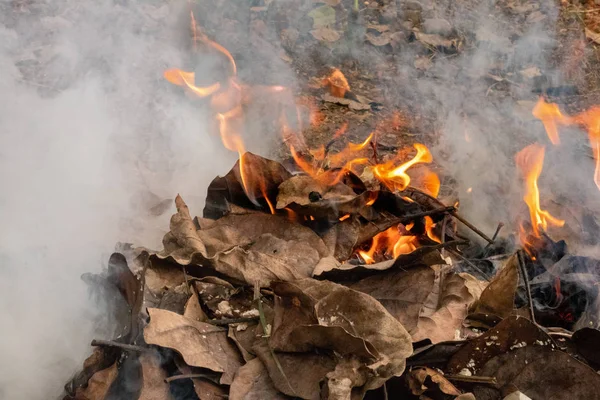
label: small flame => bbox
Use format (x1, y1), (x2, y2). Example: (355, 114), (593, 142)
(372, 144), (434, 192)
(532, 98), (568, 145)
(515, 143), (565, 237)
(323, 68), (350, 98)
(424, 216), (441, 243)
(164, 69), (221, 98)
(358, 224), (417, 264)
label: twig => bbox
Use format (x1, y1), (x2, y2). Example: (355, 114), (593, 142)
(449, 210), (494, 244)
(369, 140), (380, 164)
(489, 222), (504, 243)
(91, 339), (150, 353)
(440, 215), (448, 244)
(164, 374), (218, 383)
(383, 382), (388, 400)
(444, 374), (498, 385)
(206, 317), (259, 326)
(447, 248), (492, 281)
(517, 250), (536, 324)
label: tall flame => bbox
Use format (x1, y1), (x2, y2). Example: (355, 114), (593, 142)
(515, 143), (565, 237)
(533, 98), (600, 190)
(372, 143), (433, 191)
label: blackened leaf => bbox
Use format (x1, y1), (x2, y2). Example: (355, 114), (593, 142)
(144, 308), (243, 384)
(572, 328), (600, 365)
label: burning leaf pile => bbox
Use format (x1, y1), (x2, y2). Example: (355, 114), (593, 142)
(62, 9), (600, 400)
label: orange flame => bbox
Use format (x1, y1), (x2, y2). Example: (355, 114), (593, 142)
(164, 69), (221, 98)
(533, 98), (600, 190)
(323, 68), (350, 98)
(358, 223), (417, 264)
(372, 144), (434, 192)
(424, 216), (441, 243)
(515, 143), (564, 237)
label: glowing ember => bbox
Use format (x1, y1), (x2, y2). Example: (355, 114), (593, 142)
(515, 143), (565, 237)
(533, 98), (600, 190)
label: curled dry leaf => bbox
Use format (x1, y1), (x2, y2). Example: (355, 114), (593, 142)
(138, 353), (172, 400)
(144, 308), (243, 384)
(350, 266), (484, 343)
(470, 253), (518, 319)
(74, 363), (118, 400)
(407, 367), (461, 396)
(65, 347), (120, 396)
(276, 174), (357, 209)
(229, 358), (288, 400)
(270, 279), (413, 392)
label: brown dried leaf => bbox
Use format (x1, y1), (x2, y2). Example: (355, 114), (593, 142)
(276, 174), (356, 209)
(230, 358), (288, 400)
(184, 287), (208, 322)
(586, 28), (600, 45)
(144, 308), (243, 384)
(310, 27), (340, 42)
(270, 279), (413, 392)
(413, 32), (460, 53)
(138, 353), (173, 400)
(74, 363), (118, 400)
(253, 338), (336, 399)
(470, 253), (518, 319)
(65, 347), (120, 396)
(228, 324), (258, 362)
(204, 153), (292, 219)
(160, 195), (207, 261)
(406, 367), (461, 396)
(325, 357), (367, 400)
(321, 93), (372, 110)
(366, 31), (392, 46)
(191, 379), (228, 400)
(447, 316), (553, 375)
(350, 266), (483, 343)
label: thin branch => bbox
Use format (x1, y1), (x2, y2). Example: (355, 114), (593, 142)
(449, 210), (494, 244)
(91, 339), (150, 353)
(447, 248), (492, 281)
(206, 317), (259, 326)
(444, 374), (498, 385)
(164, 374), (218, 383)
(517, 250), (536, 324)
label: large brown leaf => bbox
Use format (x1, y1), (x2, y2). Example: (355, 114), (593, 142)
(270, 279), (413, 392)
(229, 358), (289, 400)
(138, 353), (172, 400)
(349, 266), (484, 343)
(74, 363), (118, 400)
(204, 152), (292, 219)
(470, 253), (519, 319)
(157, 197), (330, 286)
(143, 308), (243, 384)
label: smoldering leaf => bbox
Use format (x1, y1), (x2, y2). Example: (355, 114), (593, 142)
(276, 174), (357, 209)
(73, 362), (119, 400)
(406, 367), (461, 396)
(204, 152), (292, 219)
(447, 316), (553, 375)
(144, 308), (243, 384)
(138, 353), (173, 400)
(469, 253), (519, 319)
(229, 358), (289, 400)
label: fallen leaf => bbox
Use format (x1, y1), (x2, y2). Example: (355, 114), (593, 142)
(254, 338), (336, 399)
(184, 287), (208, 322)
(310, 27), (341, 43)
(308, 5), (336, 28)
(366, 24), (390, 33)
(519, 66), (542, 79)
(586, 28), (600, 45)
(229, 358), (288, 400)
(144, 308), (243, 384)
(325, 357), (367, 400)
(270, 279), (413, 392)
(228, 324), (258, 362)
(447, 316), (553, 375)
(138, 353), (173, 400)
(366, 31), (392, 47)
(406, 367), (461, 396)
(414, 56), (433, 70)
(470, 253), (519, 319)
(74, 363), (118, 400)
(412, 32), (459, 53)
(65, 347), (120, 397)
(322, 93), (371, 110)
(191, 379), (228, 400)
(204, 153), (292, 219)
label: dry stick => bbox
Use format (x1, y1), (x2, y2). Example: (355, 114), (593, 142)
(517, 249), (537, 324)
(164, 374), (218, 384)
(254, 285), (296, 396)
(206, 317), (260, 326)
(91, 339), (150, 353)
(449, 210), (494, 244)
(444, 374), (498, 385)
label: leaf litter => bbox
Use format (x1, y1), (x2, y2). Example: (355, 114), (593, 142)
(65, 152), (600, 399)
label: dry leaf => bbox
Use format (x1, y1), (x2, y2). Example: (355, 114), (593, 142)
(183, 287), (208, 322)
(191, 379), (228, 400)
(74, 363), (118, 400)
(229, 358), (288, 400)
(470, 253), (518, 319)
(65, 347), (120, 397)
(138, 353), (173, 400)
(308, 5), (336, 28)
(586, 28), (600, 45)
(270, 279), (413, 392)
(276, 174), (357, 209)
(366, 32), (392, 47)
(412, 32), (459, 53)
(144, 308), (243, 384)
(321, 93), (371, 110)
(228, 324), (257, 362)
(407, 367), (461, 396)
(310, 27), (341, 42)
